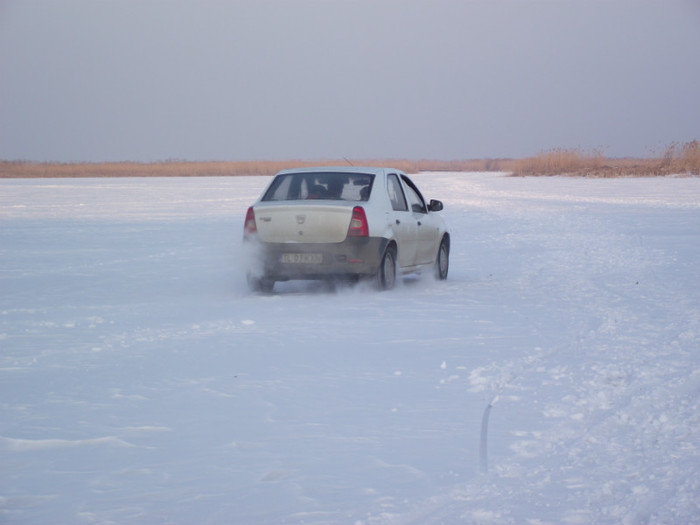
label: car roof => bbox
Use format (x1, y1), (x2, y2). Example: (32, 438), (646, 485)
(276, 166), (401, 176)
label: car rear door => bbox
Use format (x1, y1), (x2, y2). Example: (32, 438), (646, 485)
(386, 173), (417, 269)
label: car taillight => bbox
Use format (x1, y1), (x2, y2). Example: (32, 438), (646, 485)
(347, 206), (369, 237)
(244, 207), (257, 237)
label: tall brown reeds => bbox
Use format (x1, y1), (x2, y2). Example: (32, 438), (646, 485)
(512, 140), (700, 177)
(1, 141), (698, 178)
(511, 148), (604, 176)
(663, 140), (700, 175)
(0, 158), (516, 178)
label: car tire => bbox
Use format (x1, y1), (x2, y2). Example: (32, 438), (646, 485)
(434, 236), (449, 280)
(377, 246), (397, 291)
(247, 274), (274, 293)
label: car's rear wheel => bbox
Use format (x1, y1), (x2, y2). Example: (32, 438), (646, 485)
(377, 246), (397, 290)
(247, 274), (274, 293)
(435, 236), (449, 280)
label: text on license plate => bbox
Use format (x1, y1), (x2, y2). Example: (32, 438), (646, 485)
(280, 253), (323, 264)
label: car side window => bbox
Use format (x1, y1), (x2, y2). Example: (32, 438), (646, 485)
(387, 174), (408, 211)
(401, 176), (427, 214)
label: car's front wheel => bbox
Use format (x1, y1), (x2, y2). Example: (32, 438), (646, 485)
(376, 246), (397, 290)
(434, 236), (449, 280)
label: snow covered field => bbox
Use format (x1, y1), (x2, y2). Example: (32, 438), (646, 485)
(1, 172), (699, 524)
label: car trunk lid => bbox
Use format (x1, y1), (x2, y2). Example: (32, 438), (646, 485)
(253, 204), (354, 243)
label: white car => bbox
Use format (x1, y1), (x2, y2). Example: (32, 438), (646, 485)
(243, 166), (449, 292)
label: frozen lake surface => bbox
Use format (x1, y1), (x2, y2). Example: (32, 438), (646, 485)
(2, 172), (699, 524)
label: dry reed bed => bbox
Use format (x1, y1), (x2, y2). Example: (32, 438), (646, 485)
(511, 140), (700, 177)
(1, 141), (697, 178)
(0, 159), (514, 178)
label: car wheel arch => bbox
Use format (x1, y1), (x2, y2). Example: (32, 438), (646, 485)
(376, 235), (397, 258)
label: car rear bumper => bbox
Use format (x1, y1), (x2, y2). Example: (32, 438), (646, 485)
(247, 237), (388, 281)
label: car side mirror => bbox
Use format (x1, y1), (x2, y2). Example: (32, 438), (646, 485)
(428, 199), (443, 212)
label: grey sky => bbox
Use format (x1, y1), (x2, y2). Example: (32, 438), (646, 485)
(1, 0), (699, 162)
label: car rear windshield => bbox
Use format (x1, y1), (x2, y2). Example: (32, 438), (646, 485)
(262, 172), (375, 202)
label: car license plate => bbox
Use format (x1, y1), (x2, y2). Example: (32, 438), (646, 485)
(280, 253), (323, 264)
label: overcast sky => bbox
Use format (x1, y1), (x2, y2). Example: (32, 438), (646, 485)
(1, 1), (699, 162)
